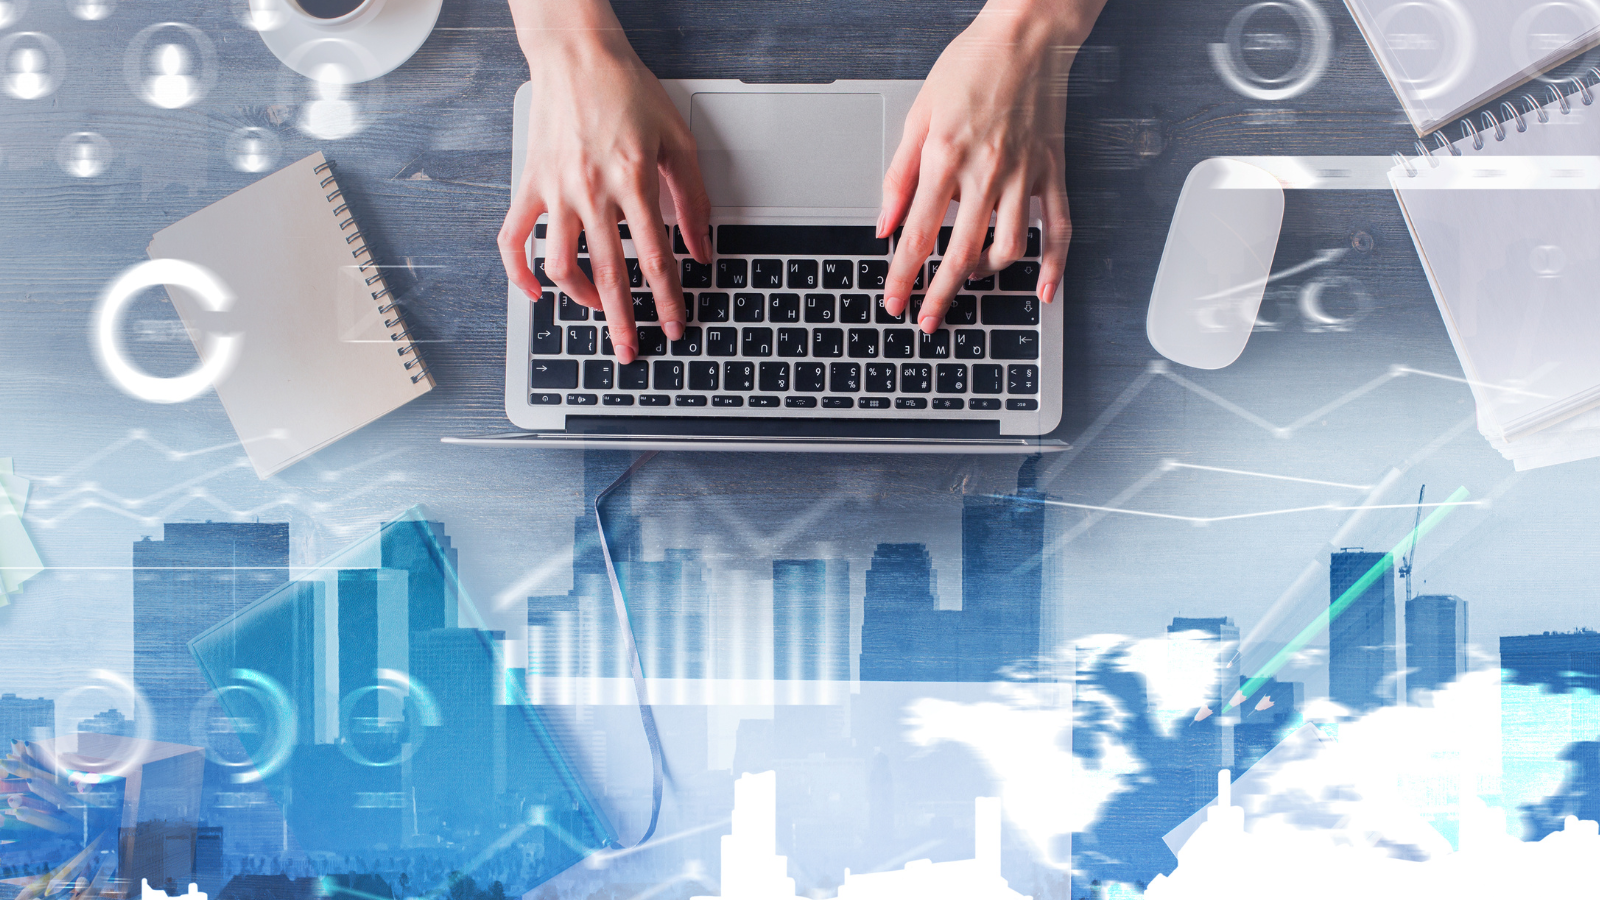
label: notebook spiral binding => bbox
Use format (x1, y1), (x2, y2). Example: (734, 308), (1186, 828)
(1392, 68), (1600, 176)
(313, 160), (432, 385)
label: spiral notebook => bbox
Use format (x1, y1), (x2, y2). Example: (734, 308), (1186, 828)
(148, 152), (433, 478)
(1390, 80), (1600, 468)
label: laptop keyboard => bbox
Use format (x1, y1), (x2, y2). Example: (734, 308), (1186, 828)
(526, 224), (1044, 413)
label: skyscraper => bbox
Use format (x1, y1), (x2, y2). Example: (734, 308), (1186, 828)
(0, 693), (53, 746)
(1328, 549), (1396, 713)
(772, 558), (850, 681)
(858, 543), (963, 681)
(1406, 594), (1467, 695)
(960, 456), (1051, 667)
(134, 522), (290, 743)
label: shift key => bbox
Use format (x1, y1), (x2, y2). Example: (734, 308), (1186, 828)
(530, 359), (579, 389)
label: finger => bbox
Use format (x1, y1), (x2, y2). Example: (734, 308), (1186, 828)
(921, 193), (995, 333)
(544, 208), (601, 311)
(883, 169), (956, 318)
(1035, 164), (1072, 305)
(585, 210), (638, 364)
(621, 193), (686, 342)
(980, 178), (1029, 275)
(660, 126), (713, 264)
(879, 104), (929, 239)
(497, 190), (547, 299)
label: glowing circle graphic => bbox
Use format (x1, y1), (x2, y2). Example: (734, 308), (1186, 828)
(93, 258), (241, 403)
(1209, 0), (1332, 101)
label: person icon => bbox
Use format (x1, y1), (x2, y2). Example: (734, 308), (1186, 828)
(70, 0), (112, 20)
(67, 137), (103, 177)
(146, 43), (195, 109)
(238, 137), (268, 172)
(300, 64), (359, 140)
(242, 0), (283, 31)
(7, 47), (48, 100)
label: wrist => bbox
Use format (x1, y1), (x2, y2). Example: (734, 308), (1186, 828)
(509, 0), (628, 56)
(971, 0), (1102, 51)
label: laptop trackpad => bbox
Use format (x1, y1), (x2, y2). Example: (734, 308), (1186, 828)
(690, 92), (883, 209)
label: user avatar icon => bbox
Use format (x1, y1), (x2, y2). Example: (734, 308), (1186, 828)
(69, 0), (112, 20)
(240, 0), (284, 32)
(58, 131), (109, 178)
(125, 23), (214, 110)
(300, 64), (360, 140)
(6, 46), (53, 100)
(227, 126), (280, 173)
(146, 43), (195, 109)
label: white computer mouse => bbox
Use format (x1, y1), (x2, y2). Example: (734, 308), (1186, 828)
(1146, 157), (1284, 369)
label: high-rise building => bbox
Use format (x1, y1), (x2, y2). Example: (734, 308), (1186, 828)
(1328, 549), (1396, 713)
(1499, 629), (1600, 838)
(78, 708), (132, 736)
(859, 543), (963, 681)
(134, 522), (290, 744)
(0, 692), (53, 746)
(772, 558), (850, 681)
(961, 456), (1052, 667)
(1406, 594), (1467, 695)
(1501, 629), (1600, 694)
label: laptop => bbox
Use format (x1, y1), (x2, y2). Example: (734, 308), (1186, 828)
(444, 80), (1068, 454)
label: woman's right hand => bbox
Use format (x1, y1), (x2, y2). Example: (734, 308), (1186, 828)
(498, 0), (712, 365)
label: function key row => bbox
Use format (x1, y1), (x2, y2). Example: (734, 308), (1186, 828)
(532, 359), (1040, 397)
(533, 392), (1040, 412)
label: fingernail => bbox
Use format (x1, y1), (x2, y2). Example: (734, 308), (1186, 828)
(1041, 282), (1056, 304)
(617, 345), (636, 365)
(919, 315), (939, 334)
(663, 321), (685, 341)
(876, 211), (887, 237)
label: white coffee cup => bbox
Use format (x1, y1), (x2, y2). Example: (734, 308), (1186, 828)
(283, 0), (385, 28)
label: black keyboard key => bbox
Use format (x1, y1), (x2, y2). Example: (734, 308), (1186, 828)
(601, 327), (615, 356)
(631, 292), (658, 321)
(1007, 364), (1039, 394)
(626, 259), (644, 288)
(568, 325), (598, 355)
(991, 330), (1040, 360)
(900, 364), (932, 393)
(926, 259), (942, 287)
(531, 293), (561, 354)
(583, 360), (615, 390)
(567, 393), (598, 405)
(973, 364), (1003, 394)
(742, 327), (774, 357)
(672, 225), (707, 255)
(671, 326), (703, 357)
(794, 363), (826, 392)
(857, 259), (888, 290)
(752, 258), (783, 288)
(676, 394), (708, 407)
(724, 361), (755, 391)
(829, 363), (861, 393)
(954, 329), (986, 359)
(883, 329), (914, 358)
(859, 397), (890, 409)
(965, 273), (994, 291)
(919, 330), (951, 359)
(875, 295), (905, 324)
(706, 327), (738, 356)
(718, 224), (888, 256)
(787, 259), (818, 289)
(909, 294), (925, 320)
(864, 363), (895, 393)
(914, 264), (926, 291)
(689, 360), (719, 391)
(759, 361), (790, 392)
(948, 294), (978, 325)
(713, 395), (744, 407)
(682, 292), (695, 322)
(813, 328), (844, 358)
(531, 392), (562, 405)
(1026, 227), (1041, 258)
(604, 394), (635, 406)
(983, 295), (1041, 326)
(822, 260), (853, 289)
(770, 293), (801, 323)
(936, 364), (967, 393)
(822, 397), (854, 409)
(530, 359), (579, 389)
(654, 360), (685, 391)
(896, 397), (928, 409)
(970, 397), (1001, 410)
(778, 328), (808, 357)
(803, 294), (835, 323)
(750, 396), (780, 408)
(716, 259), (748, 289)
(786, 396), (818, 408)
(840, 294), (872, 323)
(734, 292), (765, 322)
(558, 292), (589, 321)
(698, 293), (730, 322)
(640, 394), (671, 406)
(619, 361), (649, 389)
(999, 261), (1040, 292)
(847, 328), (879, 358)
(934, 225), (996, 256)
(532, 257), (555, 287)
(681, 258), (712, 288)
(933, 398), (964, 410)
(638, 326), (668, 357)
(1007, 398), (1039, 410)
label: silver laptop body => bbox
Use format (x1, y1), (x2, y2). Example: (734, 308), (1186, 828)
(446, 79), (1067, 454)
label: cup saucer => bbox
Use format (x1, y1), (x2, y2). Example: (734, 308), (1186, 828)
(258, 0), (441, 84)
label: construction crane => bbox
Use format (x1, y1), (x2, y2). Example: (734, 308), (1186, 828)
(1398, 484), (1426, 603)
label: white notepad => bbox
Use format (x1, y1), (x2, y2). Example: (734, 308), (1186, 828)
(148, 152), (434, 478)
(1347, 0), (1600, 135)
(1390, 87), (1600, 465)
